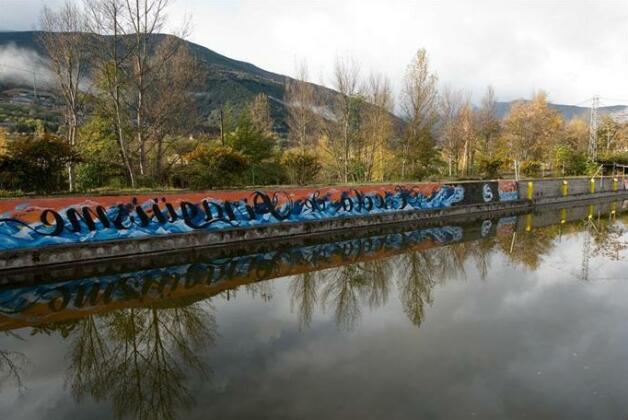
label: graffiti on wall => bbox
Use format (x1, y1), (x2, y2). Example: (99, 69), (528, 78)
(498, 180), (519, 201)
(0, 182), (518, 251)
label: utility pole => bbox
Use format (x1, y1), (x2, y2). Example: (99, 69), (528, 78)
(219, 108), (225, 146)
(588, 96), (599, 159)
(32, 72), (38, 105)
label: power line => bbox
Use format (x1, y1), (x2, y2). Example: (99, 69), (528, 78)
(597, 96), (628, 104)
(573, 97), (594, 107)
(570, 97), (628, 108)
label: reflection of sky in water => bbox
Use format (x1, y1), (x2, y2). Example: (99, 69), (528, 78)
(1, 219), (628, 419)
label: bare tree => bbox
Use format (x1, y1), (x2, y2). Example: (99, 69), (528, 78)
(322, 56), (362, 183)
(248, 93), (273, 135)
(40, 0), (88, 191)
(458, 97), (476, 175)
(399, 48), (438, 179)
(124, 0), (170, 177)
(438, 86), (463, 177)
(476, 85), (501, 161)
(145, 36), (202, 181)
(84, 0), (196, 185)
(284, 61), (319, 151)
(83, 0), (137, 187)
(361, 73), (394, 182)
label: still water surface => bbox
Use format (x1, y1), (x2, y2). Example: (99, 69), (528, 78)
(1, 202), (628, 419)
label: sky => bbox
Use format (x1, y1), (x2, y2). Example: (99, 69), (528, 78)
(1, 0), (627, 106)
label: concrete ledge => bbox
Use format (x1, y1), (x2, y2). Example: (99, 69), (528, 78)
(0, 190), (626, 272)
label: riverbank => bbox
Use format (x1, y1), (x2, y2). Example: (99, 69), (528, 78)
(0, 197), (623, 329)
(0, 177), (625, 271)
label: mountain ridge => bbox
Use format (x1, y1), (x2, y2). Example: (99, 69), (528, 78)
(494, 100), (627, 121)
(0, 31), (625, 128)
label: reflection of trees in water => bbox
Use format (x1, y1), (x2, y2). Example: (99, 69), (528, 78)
(395, 251), (437, 327)
(497, 226), (560, 270)
(245, 281), (274, 302)
(286, 238), (495, 329)
(288, 214), (628, 329)
(394, 244), (465, 327)
(67, 315), (110, 402)
(317, 258), (393, 331)
(591, 218), (628, 260)
(289, 272), (319, 329)
(103, 304), (216, 420)
(358, 259), (393, 309)
(321, 264), (366, 331)
(469, 238), (496, 281)
(33, 300), (217, 420)
(496, 215), (627, 270)
(0, 332), (27, 392)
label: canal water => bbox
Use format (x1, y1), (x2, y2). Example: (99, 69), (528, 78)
(1, 201), (627, 419)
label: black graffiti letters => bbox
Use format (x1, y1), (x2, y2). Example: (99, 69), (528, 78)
(40, 209), (66, 236)
(0, 185), (472, 242)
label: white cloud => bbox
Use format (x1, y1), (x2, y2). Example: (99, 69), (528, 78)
(2, 0), (628, 105)
(0, 43), (55, 88)
(175, 0), (628, 105)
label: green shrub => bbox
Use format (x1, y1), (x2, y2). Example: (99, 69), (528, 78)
(281, 149), (322, 185)
(477, 158), (503, 179)
(175, 144), (250, 189)
(251, 157), (288, 186)
(76, 162), (126, 191)
(520, 160), (543, 177)
(553, 145), (592, 176)
(0, 133), (79, 192)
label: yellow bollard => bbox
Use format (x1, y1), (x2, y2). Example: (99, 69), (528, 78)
(525, 213), (533, 232)
(561, 180), (568, 197)
(527, 181), (534, 200)
(589, 178), (595, 194)
(560, 208), (567, 224)
(588, 205), (594, 220)
(613, 178), (618, 192)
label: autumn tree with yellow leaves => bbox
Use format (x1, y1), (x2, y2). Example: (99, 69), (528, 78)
(501, 92), (562, 173)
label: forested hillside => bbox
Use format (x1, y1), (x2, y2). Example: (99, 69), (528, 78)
(0, 1), (627, 195)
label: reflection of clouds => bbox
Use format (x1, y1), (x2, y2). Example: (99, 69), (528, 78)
(2, 211), (628, 418)
(0, 332), (27, 392)
(0, 302), (219, 420)
(189, 222), (628, 419)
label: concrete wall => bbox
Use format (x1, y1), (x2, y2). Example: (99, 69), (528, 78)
(517, 176), (626, 200)
(0, 198), (532, 271)
(0, 181), (514, 253)
(0, 178), (626, 271)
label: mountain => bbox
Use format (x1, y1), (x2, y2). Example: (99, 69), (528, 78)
(495, 100), (628, 121)
(1, 31), (626, 133)
(0, 31), (343, 136)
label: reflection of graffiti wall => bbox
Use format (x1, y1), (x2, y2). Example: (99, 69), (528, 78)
(0, 182), (519, 251)
(0, 222), (472, 330)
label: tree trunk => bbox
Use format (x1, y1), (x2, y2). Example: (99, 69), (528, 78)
(67, 111), (78, 192)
